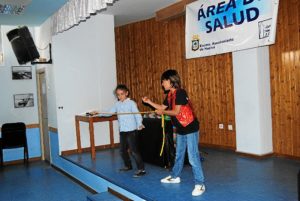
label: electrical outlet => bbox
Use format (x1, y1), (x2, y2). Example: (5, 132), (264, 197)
(228, 124), (233, 131)
(218, 123), (224, 129)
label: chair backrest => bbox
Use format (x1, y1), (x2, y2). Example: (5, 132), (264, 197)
(1, 122), (27, 149)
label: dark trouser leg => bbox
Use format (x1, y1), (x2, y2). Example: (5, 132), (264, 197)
(119, 132), (132, 168)
(298, 169), (300, 201)
(127, 131), (144, 170)
(0, 148), (3, 167)
(165, 130), (176, 168)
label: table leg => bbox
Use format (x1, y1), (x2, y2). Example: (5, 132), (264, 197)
(75, 118), (82, 153)
(109, 120), (114, 148)
(89, 118), (96, 160)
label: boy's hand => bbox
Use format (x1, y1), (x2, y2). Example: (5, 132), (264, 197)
(138, 124), (145, 130)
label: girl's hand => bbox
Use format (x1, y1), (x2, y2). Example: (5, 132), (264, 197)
(142, 96), (151, 104)
(155, 109), (164, 115)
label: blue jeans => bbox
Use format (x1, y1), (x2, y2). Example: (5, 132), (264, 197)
(171, 131), (205, 185)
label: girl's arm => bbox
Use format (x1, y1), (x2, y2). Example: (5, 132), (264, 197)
(156, 105), (181, 116)
(142, 97), (168, 110)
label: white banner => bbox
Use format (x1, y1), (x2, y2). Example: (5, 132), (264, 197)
(186, 0), (279, 59)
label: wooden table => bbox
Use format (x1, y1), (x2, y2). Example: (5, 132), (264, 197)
(75, 115), (117, 160)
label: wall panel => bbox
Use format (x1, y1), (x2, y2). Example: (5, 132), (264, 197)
(115, 0), (300, 157)
(269, 0), (300, 157)
(115, 17), (236, 149)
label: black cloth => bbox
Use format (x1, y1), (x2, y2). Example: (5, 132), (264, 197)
(138, 118), (175, 168)
(163, 89), (199, 134)
(120, 130), (144, 170)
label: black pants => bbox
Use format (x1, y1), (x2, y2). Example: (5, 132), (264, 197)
(120, 130), (144, 170)
(298, 169), (300, 201)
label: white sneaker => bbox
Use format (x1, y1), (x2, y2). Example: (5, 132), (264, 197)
(192, 184), (205, 196)
(160, 175), (181, 183)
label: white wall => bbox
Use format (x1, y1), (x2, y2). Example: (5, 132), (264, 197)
(35, 19), (58, 129)
(233, 46), (273, 155)
(0, 26), (39, 125)
(52, 14), (118, 152)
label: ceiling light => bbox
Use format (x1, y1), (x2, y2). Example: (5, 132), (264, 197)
(0, 4), (25, 15)
(0, 0), (31, 15)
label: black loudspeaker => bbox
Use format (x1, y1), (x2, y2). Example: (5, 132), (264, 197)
(7, 26), (40, 65)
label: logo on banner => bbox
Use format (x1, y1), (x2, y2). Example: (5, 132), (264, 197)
(191, 35), (200, 51)
(258, 18), (272, 39)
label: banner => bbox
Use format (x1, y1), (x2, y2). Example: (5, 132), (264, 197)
(185, 0), (279, 59)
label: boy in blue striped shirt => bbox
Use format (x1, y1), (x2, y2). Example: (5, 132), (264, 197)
(103, 84), (145, 177)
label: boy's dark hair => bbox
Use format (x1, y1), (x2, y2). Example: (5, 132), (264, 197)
(115, 84), (130, 96)
(161, 69), (181, 89)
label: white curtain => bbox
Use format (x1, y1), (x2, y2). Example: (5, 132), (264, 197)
(51, 0), (115, 35)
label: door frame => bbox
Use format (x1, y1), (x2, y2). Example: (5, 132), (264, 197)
(36, 68), (50, 162)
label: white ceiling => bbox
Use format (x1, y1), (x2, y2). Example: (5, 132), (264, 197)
(104, 0), (179, 27)
(0, 0), (179, 27)
(0, 0), (68, 26)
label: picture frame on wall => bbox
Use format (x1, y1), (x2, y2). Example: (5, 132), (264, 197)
(14, 93), (34, 108)
(12, 66), (32, 80)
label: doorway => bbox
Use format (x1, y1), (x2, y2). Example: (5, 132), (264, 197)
(37, 69), (50, 162)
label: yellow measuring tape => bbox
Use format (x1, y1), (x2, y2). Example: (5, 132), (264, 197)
(98, 111), (166, 156)
(98, 111), (155, 115)
(160, 114), (165, 156)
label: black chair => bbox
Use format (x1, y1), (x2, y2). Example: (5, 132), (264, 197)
(0, 122), (28, 166)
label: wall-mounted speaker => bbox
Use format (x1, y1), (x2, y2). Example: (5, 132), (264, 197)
(7, 26), (40, 65)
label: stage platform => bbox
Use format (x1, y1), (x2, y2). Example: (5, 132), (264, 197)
(63, 147), (299, 201)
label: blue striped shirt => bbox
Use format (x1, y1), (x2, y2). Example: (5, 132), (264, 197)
(102, 98), (143, 132)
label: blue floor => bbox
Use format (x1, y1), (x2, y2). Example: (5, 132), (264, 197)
(64, 148), (300, 201)
(0, 161), (92, 201)
(0, 149), (298, 201)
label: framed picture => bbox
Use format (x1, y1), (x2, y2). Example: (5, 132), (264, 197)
(14, 93), (34, 108)
(12, 66), (32, 80)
